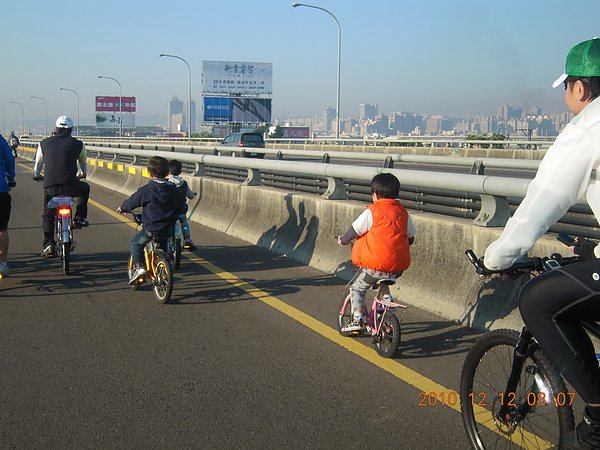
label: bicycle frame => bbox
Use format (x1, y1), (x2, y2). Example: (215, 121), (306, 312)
(47, 196), (75, 246)
(340, 284), (407, 336)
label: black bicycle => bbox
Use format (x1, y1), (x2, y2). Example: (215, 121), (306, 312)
(459, 248), (598, 449)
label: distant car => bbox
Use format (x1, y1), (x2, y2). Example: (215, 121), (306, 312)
(218, 132), (265, 158)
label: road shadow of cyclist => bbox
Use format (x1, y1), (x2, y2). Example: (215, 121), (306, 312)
(460, 274), (530, 331)
(395, 320), (480, 359)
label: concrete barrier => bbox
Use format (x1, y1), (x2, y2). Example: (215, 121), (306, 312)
(80, 158), (575, 333)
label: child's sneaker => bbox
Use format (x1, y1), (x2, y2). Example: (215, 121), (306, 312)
(183, 238), (197, 251)
(129, 266), (147, 285)
(343, 312), (366, 332)
(0, 262), (10, 278)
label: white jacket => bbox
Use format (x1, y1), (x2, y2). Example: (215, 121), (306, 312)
(485, 96), (600, 270)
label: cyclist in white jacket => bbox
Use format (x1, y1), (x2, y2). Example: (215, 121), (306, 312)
(484, 38), (600, 449)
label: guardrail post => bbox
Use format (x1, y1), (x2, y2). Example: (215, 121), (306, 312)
(243, 168), (262, 186)
(191, 162), (205, 177)
(212, 148), (219, 156)
(323, 177), (346, 200)
(383, 156), (394, 168)
(470, 160), (485, 175)
(276, 151), (283, 160)
(473, 194), (510, 227)
(322, 153), (330, 163)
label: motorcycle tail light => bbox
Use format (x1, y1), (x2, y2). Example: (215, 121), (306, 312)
(58, 207), (71, 216)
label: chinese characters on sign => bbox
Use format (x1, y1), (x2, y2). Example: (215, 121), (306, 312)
(95, 96), (137, 113)
(202, 61), (272, 96)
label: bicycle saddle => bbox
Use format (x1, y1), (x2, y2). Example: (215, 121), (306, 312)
(373, 278), (396, 288)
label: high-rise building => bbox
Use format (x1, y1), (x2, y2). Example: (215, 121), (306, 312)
(168, 96), (196, 133)
(323, 107), (336, 134)
(359, 103), (378, 120)
(168, 97), (184, 133)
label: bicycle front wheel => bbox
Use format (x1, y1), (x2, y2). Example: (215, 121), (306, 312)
(174, 238), (182, 270)
(152, 249), (173, 304)
(460, 329), (574, 449)
(374, 312), (400, 358)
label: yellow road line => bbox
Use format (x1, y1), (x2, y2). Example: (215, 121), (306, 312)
(42, 173), (552, 449)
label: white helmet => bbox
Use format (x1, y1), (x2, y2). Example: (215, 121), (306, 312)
(55, 115), (74, 129)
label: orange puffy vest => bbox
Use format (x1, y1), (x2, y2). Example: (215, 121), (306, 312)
(351, 198), (411, 273)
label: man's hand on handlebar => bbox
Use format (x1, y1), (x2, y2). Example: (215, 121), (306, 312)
(573, 236), (597, 261)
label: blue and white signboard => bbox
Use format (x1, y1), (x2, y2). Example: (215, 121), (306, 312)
(203, 97), (233, 122)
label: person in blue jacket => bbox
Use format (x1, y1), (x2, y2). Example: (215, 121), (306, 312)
(117, 156), (184, 284)
(0, 133), (16, 278)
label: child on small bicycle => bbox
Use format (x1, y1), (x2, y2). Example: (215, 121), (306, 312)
(167, 159), (197, 251)
(338, 173), (416, 331)
(117, 156), (185, 284)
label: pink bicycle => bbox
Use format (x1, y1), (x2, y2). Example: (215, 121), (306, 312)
(337, 273), (407, 358)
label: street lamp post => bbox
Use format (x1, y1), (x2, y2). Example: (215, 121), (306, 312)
(30, 96), (48, 136)
(0, 106), (5, 135)
(59, 88), (80, 136)
(9, 101), (24, 136)
(98, 75), (123, 137)
(292, 2), (341, 139)
(160, 53), (193, 139)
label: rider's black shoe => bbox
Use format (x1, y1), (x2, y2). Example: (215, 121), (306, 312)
(565, 407), (600, 449)
(73, 218), (89, 229)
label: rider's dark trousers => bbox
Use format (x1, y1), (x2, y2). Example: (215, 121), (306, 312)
(129, 228), (170, 266)
(520, 259), (600, 404)
(42, 180), (90, 242)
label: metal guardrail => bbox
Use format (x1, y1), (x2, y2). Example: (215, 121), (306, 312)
(67, 139), (543, 175)
(20, 141), (598, 238)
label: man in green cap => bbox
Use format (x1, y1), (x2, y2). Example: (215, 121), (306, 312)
(482, 38), (600, 449)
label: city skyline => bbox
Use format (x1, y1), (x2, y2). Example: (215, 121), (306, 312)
(1, 0), (599, 132)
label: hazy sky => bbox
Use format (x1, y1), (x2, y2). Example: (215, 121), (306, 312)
(1, 0), (599, 131)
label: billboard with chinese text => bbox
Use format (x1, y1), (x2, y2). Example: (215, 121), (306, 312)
(95, 95), (136, 128)
(281, 126), (310, 138)
(202, 61), (272, 96)
(95, 96), (136, 113)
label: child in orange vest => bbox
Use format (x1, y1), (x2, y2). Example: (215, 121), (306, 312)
(338, 173), (416, 331)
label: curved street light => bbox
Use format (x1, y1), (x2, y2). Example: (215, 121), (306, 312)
(98, 75), (123, 137)
(59, 88), (80, 136)
(30, 96), (48, 136)
(9, 101), (24, 136)
(292, 2), (341, 139)
(160, 53), (193, 139)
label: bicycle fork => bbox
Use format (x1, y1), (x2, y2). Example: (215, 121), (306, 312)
(498, 327), (542, 423)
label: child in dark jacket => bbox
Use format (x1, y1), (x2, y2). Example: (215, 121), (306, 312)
(167, 159), (197, 251)
(118, 156), (185, 284)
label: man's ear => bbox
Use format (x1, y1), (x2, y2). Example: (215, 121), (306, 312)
(574, 79), (592, 102)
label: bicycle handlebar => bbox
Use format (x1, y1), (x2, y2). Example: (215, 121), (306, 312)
(465, 248), (582, 276)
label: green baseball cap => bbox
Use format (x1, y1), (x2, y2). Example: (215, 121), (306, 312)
(552, 38), (600, 88)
